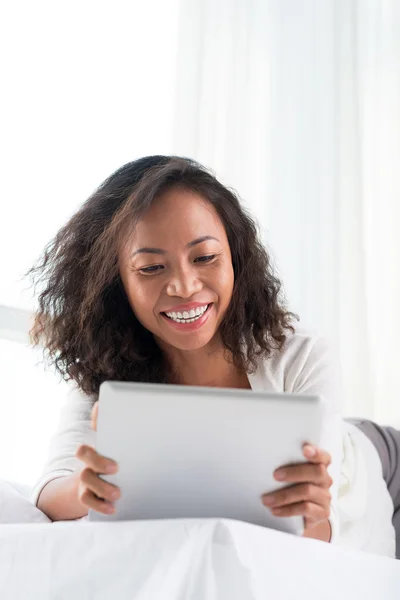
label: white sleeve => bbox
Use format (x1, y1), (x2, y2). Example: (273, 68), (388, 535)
(30, 385), (96, 506)
(288, 335), (344, 544)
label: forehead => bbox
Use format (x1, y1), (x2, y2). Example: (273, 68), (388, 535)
(130, 187), (227, 247)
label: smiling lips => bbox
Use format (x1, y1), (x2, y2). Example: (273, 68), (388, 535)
(161, 303), (213, 330)
(164, 303), (209, 323)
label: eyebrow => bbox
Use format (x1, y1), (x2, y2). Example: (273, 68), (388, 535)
(130, 235), (220, 258)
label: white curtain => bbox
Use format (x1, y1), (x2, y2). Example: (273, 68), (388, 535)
(172, 0), (400, 426)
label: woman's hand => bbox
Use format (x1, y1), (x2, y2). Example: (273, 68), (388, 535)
(261, 444), (333, 533)
(75, 401), (121, 515)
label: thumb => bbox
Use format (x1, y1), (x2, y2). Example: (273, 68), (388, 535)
(91, 401), (99, 432)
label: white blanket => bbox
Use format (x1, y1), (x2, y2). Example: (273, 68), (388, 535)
(1, 481), (399, 599)
(1, 518), (400, 600)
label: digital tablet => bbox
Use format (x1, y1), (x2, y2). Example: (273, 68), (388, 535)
(88, 381), (324, 535)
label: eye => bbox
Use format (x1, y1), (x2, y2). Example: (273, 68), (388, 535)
(139, 265), (164, 274)
(194, 255), (216, 263)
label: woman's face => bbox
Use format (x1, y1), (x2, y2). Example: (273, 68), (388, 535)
(118, 187), (234, 353)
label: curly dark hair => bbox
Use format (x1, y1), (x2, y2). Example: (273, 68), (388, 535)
(25, 155), (298, 399)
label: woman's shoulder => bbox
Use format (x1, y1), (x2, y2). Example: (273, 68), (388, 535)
(251, 325), (340, 394)
(269, 325), (336, 369)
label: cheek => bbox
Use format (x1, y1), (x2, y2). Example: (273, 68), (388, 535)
(211, 262), (234, 310)
(125, 280), (158, 322)
(219, 262), (234, 296)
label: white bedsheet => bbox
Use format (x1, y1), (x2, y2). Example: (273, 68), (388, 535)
(1, 518), (399, 600)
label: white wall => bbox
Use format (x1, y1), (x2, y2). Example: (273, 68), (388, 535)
(0, 0), (180, 484)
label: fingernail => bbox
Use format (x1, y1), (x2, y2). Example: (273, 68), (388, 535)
(110, 490), (119, 500)
(106, 464), (118, 474)
(105, 505), (115, 514)
(304, 445), (316, 457)
(272, 508), (283, 515)
(262, 495), (275, 506)
(274, 470), (286, 481)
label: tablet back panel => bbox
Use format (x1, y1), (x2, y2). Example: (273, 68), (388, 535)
(89, 381), (324, 535)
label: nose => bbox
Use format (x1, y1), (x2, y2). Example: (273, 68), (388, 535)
(166, 264), (203, 298)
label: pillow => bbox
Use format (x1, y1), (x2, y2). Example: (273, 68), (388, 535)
(4, 479), (32, 499)
(0, 480), (51, 524)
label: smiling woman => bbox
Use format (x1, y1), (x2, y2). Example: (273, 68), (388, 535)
(119, 186), (237, 381)
(26, 155), (295, 393)
(25, 155), (398, 558)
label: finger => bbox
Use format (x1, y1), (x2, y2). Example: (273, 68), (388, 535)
(270, 500), (330, 523)
(274, 463), (333, 487)
(80, 467), (121, 503)
(91, 401), (99, 432)
(76, 444), (118, 474)
(302, 444), (331, 466)
(79, 487), (115, 515)
(262, 483), (330, 509)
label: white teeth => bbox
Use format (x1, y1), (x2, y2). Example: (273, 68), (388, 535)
(165, 304), (210, 323)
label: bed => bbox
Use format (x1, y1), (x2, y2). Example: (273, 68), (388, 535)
(1, 481), (399, 599)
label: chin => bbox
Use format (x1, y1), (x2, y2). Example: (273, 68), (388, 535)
(165, 334), (215, 352)
(153, 328), (217, 353)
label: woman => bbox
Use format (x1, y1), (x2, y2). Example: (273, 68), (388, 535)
(27, 156), (399, 558)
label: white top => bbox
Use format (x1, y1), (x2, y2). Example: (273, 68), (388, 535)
(31, 328), (396, 557)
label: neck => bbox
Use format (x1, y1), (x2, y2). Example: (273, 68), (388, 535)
(156, 336), (251, 389)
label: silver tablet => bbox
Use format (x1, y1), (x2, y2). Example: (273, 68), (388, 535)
(89, 381), (324, 535)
